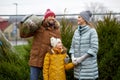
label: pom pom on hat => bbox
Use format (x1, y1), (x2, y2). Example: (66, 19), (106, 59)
(50, 37), (61, 47)
(79, 10), (92, 23)
(44, 9), (56, 19)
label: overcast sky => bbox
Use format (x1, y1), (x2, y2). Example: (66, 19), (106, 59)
(0, 0), (120, 15)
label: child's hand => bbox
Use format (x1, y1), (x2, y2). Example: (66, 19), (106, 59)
(64, 55), (70, 64)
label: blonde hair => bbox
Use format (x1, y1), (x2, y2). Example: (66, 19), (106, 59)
(87, 22), (95, 28)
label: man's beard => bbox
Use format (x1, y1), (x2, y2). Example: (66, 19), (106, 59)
(48, 21), (55, 26)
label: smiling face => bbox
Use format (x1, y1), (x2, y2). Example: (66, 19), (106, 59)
(56, 41), (63, 49)
(77, 16), (87, 26)
(46, 16), (55, 24)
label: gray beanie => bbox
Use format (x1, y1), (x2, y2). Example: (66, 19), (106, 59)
(79, 11), (92, 23)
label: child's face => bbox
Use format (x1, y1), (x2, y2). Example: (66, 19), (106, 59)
(56, 41), (63, 49)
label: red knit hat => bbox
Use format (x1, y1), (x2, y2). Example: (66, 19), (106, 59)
(44, 9), (56, 19)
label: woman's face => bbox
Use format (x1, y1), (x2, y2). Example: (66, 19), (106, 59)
(47, 16), (55, 24)
(77, 16), (86, 25)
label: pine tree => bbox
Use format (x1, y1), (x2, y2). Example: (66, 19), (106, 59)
(96, 15), (120, 80)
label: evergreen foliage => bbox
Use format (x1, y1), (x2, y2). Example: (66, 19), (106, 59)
(60, 18), (76, 54)
(1, 16), (120, 80)
(60, 18), (76, 80)
(0, 30), (30, 80)
(96, 15), (120, 80)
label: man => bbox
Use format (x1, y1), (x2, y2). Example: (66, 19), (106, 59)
(26, 9), (61, 80)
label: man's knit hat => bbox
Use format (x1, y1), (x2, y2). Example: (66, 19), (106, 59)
(44, 9), (56, 19)
(50, 37), (61, 48)
(79, 11), (92, 23)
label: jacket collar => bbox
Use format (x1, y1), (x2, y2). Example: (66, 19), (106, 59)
(41, 19), (60, 30)
(78, 25), (91, 35)
(49, 47), (67, 54)
(52, 48), (63, 54)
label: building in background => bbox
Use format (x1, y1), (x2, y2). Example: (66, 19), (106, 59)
(3, 23), (20, 40)
(0, 17), (9, 31)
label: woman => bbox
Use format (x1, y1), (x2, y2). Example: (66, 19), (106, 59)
(69, 11), (99, 80)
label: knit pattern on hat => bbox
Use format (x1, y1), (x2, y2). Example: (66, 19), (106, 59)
(80, 11), (92, 23)
(50, 37), (61, 48)
(44, 9), (56, 19)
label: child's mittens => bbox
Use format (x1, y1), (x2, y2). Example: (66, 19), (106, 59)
(64, 55), (70, 64)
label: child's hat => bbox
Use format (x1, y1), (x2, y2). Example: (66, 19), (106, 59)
(44, 9), (56, 19)
(50, 37), (61, 47)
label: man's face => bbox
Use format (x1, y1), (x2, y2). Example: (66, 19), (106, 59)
(47, 16), (55, 24)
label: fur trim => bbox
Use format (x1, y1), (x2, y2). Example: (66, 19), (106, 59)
(48, 46), (67, 54)
(41, 19), (60, 29)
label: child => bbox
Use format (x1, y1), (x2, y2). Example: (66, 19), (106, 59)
(43, 37), (74, 80)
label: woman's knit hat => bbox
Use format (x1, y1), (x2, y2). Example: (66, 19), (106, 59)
(50, 37), (61, 47)
(79, 10), (92, 23)
(44, 9), (56, 19)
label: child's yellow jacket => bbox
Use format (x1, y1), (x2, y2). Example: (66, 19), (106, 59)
(43, 48), (74, 80)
